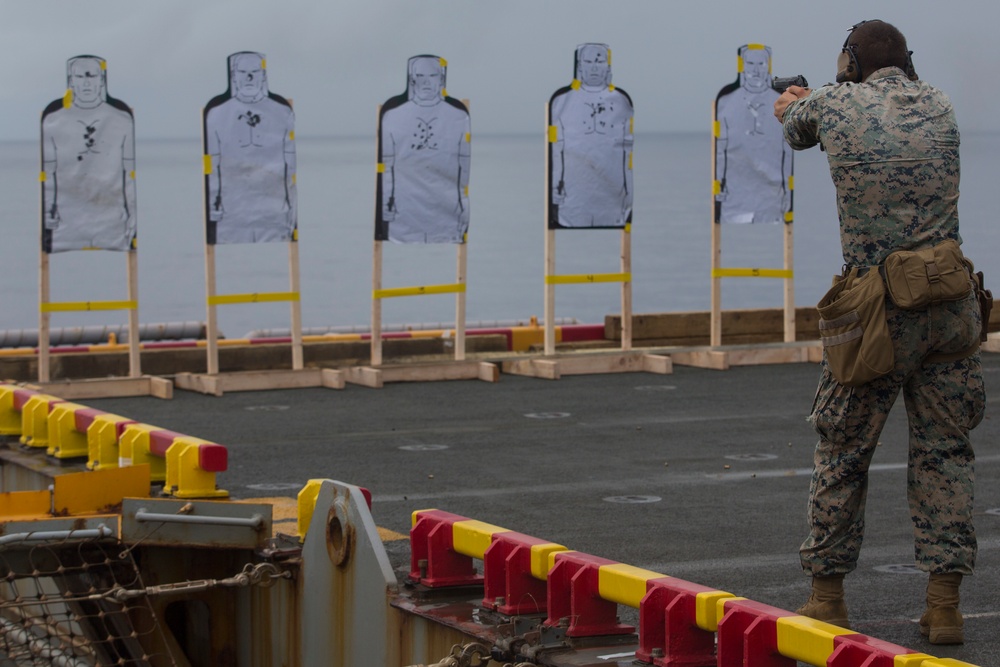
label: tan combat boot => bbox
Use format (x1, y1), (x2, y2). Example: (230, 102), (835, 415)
(796, 574), (850, 629)
(919, 573), (963, 645)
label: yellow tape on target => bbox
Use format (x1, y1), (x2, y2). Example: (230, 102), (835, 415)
(545, 273), (630, 285)
(207, 292), (300, 306)
(374, 283), (466, 299)
(712, 268), (793, 279)
(41, 300), (137, 313)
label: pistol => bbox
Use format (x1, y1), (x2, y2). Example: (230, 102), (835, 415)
(772, 75), (809, 93)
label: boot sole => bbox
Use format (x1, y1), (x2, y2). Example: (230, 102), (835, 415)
(921, 624), (964, 645)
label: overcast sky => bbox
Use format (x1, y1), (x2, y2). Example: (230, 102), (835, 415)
(3, 0), (997, 141)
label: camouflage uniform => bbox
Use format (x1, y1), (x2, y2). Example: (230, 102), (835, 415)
(782, 67), (985, 576)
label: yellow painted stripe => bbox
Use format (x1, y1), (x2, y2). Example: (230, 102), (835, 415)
(608, 84), (616, 92)
(628, 152), (633, 170)
(41, 300), (137, 313)
(441, 88), (448, 98)
(297, 479), (323, 540)
(374, 283), (466, 299)
(63, 89), (73, 109)
(411, 509), (436, 528)
(548, 125), (558, 143)
(289, 130), (295, 141)
(261, 58), (267, 69)
(465, 132), (471, 143)
(713, 121), (721, 138)
(746, 43), (766, 50)
(737, 56), (743, 73)
(130, 170), (136, 180)
(598, 564), (664, 607)
(377, 162), (385, 173)
(892, 656), (939, 667)
(545, 273), (630, 285)
(0, 490), (51, 517)
(784, 211), (794, 223)
(695, 590), (737, 631)
(775, 616), (855, 665)
(207, 291), (300, 306)
(39, 171), (46, 182)
(571, 79), (581, 90)
(203, 155), (212, 175)
(712, 268), (793, 279)
(712, 180), (721, 195)
(624, 223), (631, 233)
(607, 49), (612, 66)
(788, 175), (795, 190)
(530, 543), (568, 580)
(911, 658), (980, 666)
(452, 519), (508, 559)
(439, 57), (447, 68)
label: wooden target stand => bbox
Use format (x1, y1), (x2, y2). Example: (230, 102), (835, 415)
(672, 101), (821, 371)
(175, 99), (343, 396)
(344, 101), (498, 389)
(503, 106), (671, 380)
(173, 239), (344, 396)
(37, 248), (172, 400)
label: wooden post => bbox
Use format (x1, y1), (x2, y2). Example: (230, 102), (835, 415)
(710, 99), (723, 348)
(126, 249), (141, 377)
(371, 240), (383, 366)
(289, 241), (304, 370)
(455, 242), (467, 361)
(621, 227), (633, 351)
(543, 103), (556, 356)
(38, 250), (51, 383)
(783, 222), (795, 343)
(204, 244), (219, 375)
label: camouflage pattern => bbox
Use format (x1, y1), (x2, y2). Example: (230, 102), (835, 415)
(783, 67), (961, 267)
(783, 67), (985, 576)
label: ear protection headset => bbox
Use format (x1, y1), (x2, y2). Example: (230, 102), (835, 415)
(836, 19), (917, 83)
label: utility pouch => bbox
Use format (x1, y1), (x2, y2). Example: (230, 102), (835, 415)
(882, 239), (972, 309)
(976, 270), (993, 342)
(817, 268), (894, 387)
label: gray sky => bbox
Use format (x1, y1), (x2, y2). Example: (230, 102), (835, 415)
(3, 0), (997, 141)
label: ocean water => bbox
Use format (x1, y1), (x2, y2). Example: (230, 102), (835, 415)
(1, 132), (997, 339)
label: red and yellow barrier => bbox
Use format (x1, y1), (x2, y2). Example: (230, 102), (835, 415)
(408, 508), (978, 667)
(1, 382), (228, 500)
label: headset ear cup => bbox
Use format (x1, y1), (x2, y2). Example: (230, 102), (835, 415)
(905, 50), (918, 81)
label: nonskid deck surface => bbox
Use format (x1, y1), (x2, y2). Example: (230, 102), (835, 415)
(53, 353), (1000, 664)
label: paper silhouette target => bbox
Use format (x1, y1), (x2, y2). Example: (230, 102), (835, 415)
(548, 43), (634, 229)
(375, 55), (471, 244)
(714, 44), (793, 224)
(203, 51), (297, 244)
(40, 55), (137, 253)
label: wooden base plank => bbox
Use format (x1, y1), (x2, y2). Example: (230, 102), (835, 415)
(174, 368), (341, 396)
(344, 361), (499, 388)
(983, 332), (1000, 354)
(35, 376), (173, 400)
(503, 352), (672, 380)
(669, 341), (822, 370)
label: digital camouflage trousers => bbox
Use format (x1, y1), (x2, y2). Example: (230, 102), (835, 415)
(801, 289), (985, 576)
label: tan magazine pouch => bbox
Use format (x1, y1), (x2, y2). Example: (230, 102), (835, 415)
(882, 239), (972, 309)
(817, 269), (894, 387)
